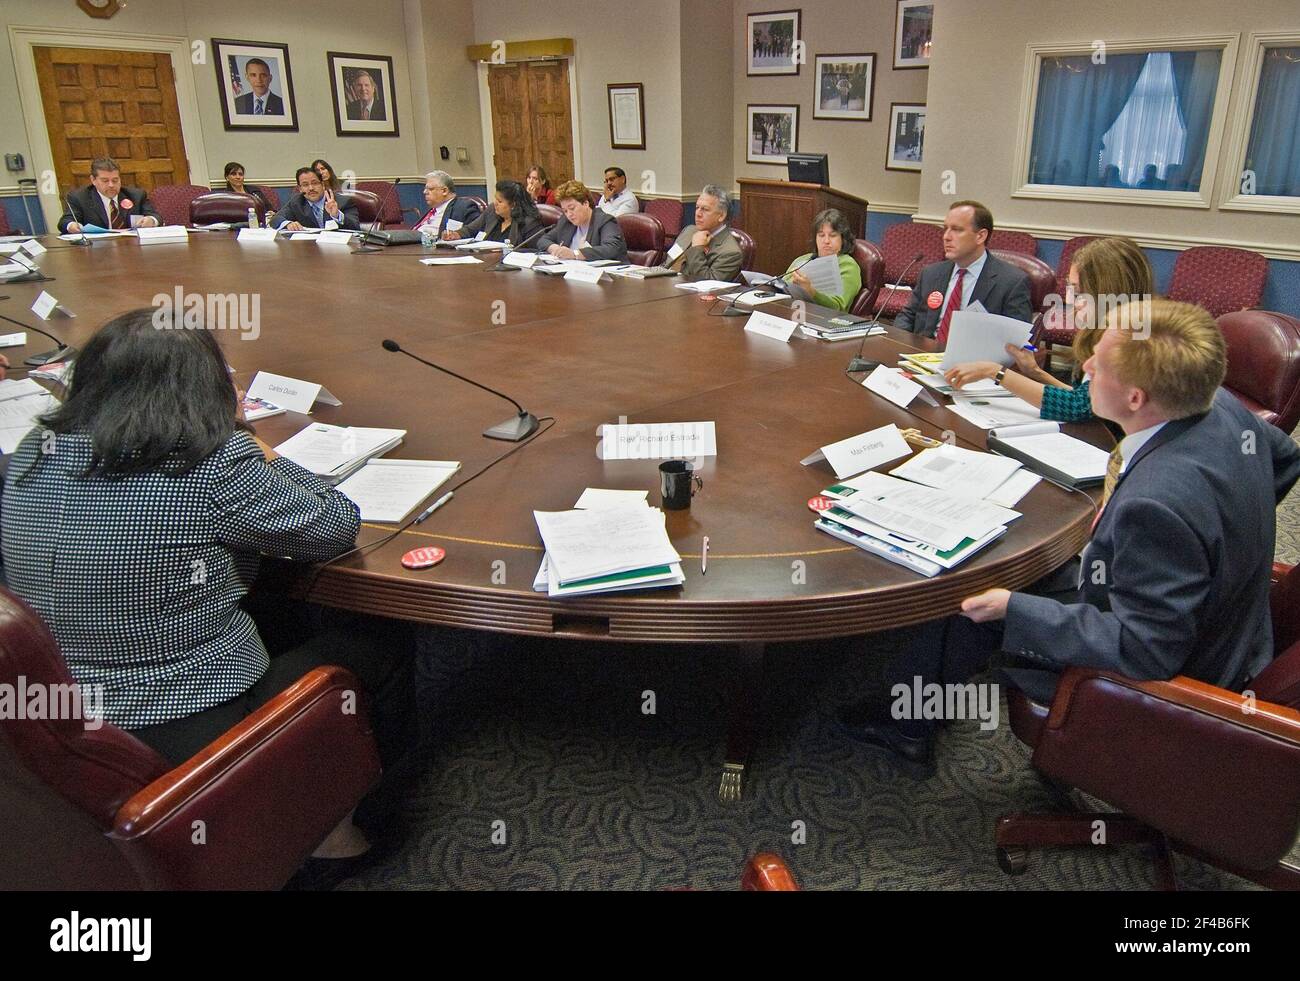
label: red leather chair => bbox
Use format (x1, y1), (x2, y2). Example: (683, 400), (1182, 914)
(617, 212), (666, 266)
(741, 853), (799, 890)
(355, 181), (404, 229)
(848, 240), (886, 318)
(643, 198), (684, 240)
(1219, 309), (1300, 434)
(990, 250), (1057, 350)
(872, 222), (945, 319)
(1041, 236), (1102, 350)
(251, 184), (279, 211)
(344, 189), (382, 228)
(731, 228), (757, 275)
(1168, 245), (1268, 319)
(148, 183), (208, 226)
(0, 588), (382, 890)
(990, 230), (1037, 256)
(190, 191), (264, 225)
(995, 562), (1300, 890)
(536, 203), (562, 228)
(465, 195), (489, 215)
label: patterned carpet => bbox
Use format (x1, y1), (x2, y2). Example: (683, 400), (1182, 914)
(333, 426), (1300, 892)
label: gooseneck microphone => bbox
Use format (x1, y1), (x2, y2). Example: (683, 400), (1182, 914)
(63, 191), (92, 247)
(487, 221), (550, 272)
(0, 309), (76, 367)
(847, 252), (925, 374)
(381, 338), (539, 441)
(717, 250), (820, 318)
(353, 178), (400, 253)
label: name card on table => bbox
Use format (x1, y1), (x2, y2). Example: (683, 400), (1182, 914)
(9, 253), (40, 271)
(801, 423), (912, 479)
(238, 227), (278, 242)
(136, 225), (189, 244)
(316, 230), (354, 246)
(564, 264), (605, 284)
(31, 291), (75, 321)
(502, 250), (538, 269)
(21, 239), (46, 257)
(0, 332), (27, 347)
(863, 365), (922, 409)
(246, 371), (342, 415)
(743, 310), (798, 343)
(597, 421), (717, 460)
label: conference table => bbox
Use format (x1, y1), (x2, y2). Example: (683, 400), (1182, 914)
(2, 232), (1112, 799)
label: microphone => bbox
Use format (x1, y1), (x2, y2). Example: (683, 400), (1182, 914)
(62, 191), (92, 247)
(0, 309), (76, 367)
(487, 221), (550, 272)
(717, 251), (820, 318)
(353, 178), (401, 253)
(847, 252), (925, 374)
(381, 338), (539, 442)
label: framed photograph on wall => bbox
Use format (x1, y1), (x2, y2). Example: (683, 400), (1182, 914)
(813, 53), (876, 121)
(212, 38), (298, 132)
(327, 52), (399, 137)
(747, 104), (799, 166)
(747, 9), (802, 76)
(893, 1), (934, 69)
(886, 102), (926, 171)
(607, 83), (646, 150)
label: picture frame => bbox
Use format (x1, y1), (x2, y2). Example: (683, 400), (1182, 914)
(746, 104), (799, 166)
(886, 102), (926, 171)
(607, 83), (646, 151)
(747, 9), (802, 76)
(327, 52), (399, 137)
(212, 38), (298, 132)
(813, 53), (876, 121)
(893, 1), (934, 70)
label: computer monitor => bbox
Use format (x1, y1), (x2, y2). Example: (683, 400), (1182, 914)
(787, 153), (829, 185)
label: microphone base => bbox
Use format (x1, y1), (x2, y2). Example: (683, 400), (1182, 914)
(719, 305), (750, 317)
(846, 357), (881, 373)
(488, 263), (521, 272)
(24, 344), (75, 368)
(352, 242), (386, 254)
(484, 412), (539, 442)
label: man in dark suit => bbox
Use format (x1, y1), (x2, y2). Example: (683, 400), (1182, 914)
(232, 58), (284, 116)
(272, 166), (361, 231)
(842, 298), (1300, 764)
(413, 171), (480, 238)
(58, 157), (163, 234)
(537, 180), (627, 261)
(894, 200), (1033, 345)
(344, 70), (385, 121)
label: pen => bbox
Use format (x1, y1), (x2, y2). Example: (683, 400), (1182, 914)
(1022, 344), (1038, 352)
(701, 536), (709, 576)
(414, 490), (453, 524)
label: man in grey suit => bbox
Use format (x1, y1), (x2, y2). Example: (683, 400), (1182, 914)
(272, 166), (361, 231)
(537, 180), (627, 261)
(894, 200), (1033, 345)
(661, 185), (744, 282)
(841, 298), (1300, 764)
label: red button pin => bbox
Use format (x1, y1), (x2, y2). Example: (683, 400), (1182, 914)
(807, 495), (835, 513)
(926, 290), (944, 309)
(401, 546), (446, 570)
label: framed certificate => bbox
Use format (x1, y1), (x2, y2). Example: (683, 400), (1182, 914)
(607, 83), (645, 150)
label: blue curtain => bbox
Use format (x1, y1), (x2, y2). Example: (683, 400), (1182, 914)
(1169, 50), (1223, 192)
(1028, 53), (1147, 185)
(1244, 47), (1300, 197)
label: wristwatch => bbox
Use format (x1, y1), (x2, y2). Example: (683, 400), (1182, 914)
(994, 367), (1007, 385)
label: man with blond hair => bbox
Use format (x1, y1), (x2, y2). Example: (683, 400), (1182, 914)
(841, 299), (1300, 764)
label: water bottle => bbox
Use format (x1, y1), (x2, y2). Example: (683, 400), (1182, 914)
(420, 223), (436, 249)
(247, 207), (257, 229)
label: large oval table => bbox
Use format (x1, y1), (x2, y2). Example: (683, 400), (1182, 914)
(4, 233), (1111, 798)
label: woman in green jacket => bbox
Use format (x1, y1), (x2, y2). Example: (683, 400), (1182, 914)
(783, 208), (862, 311)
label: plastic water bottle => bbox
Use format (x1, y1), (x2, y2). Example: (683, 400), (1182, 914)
(247, 207), (257, 229)
(420, 223), (436, 249)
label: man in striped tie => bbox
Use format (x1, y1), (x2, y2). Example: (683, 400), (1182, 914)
(233, 58), (284, 116)
(57, 157), (162, 234)
(841, 298), (1300, 766)
(345, 70), (385, 121)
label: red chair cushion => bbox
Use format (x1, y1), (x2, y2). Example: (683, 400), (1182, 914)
(1168, 246), (1268, 318)
(1217, 309), (1300, 433)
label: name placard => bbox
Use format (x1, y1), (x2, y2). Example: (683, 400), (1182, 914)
(598, 421), (718, 460)
(564, 264), (605, 284)
(801, 423), (912, 479)
(743, 310), (798, 342)
(136, 225), (189, 244)
(238, 227), (278, 242)
(316, 230), (354, 246)
(246, 371), (342, 415)
(863, 365), (922, 408)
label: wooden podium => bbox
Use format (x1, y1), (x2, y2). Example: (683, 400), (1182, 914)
(737, 178), (869, 275)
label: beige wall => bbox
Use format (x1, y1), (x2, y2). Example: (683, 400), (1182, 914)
(731, 0), (928, 212)
(680, 0), (734, 195)
(413, 0), (485, 180)
(918, 0), (1300, 254)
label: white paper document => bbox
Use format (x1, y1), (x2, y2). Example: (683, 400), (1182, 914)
(454, 239), (510, 251)
(598, 421), (717, 460)
(534, 507), (681, 583)
(836, 472), (1021, 551)
(275, 424), (406, 481)
(420, 256), (482, 265)
(889, 444), (1023, 500)
(674, 280), (740, 293)
(799, 254), (844, 298)
(984, 470), (1042, 508)
(0, 392), (58, 454)
(994, 432), (1110, 481)
(947, 396), (1042, 429)
(336, 459), (460, 522)
(801, 423), (912, 479)
(939, 310), (1035, 371)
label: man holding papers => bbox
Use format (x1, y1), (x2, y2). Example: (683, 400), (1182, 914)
(893, 201), (1032, 344)
(842, 299), (1300, 765)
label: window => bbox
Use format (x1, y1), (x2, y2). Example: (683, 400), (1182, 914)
(1220, 34), (1300, 215)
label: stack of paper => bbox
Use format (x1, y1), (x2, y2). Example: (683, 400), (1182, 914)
(0, 388), (58, 454)
(987, 422), (1109, 486)
(946, 395), (1043, 429)
(336, 459), (461, 521)
(274, 423), (406, 483)
(454, 239), (510, 251)
(674, 280), (741, 293)
(533, 496), (683, 597)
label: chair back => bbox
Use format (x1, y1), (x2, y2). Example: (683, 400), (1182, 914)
(1168, 246), (1268, 318)
(191, 191), (263, 225)
(731, 228), (757, 274)
(345, 189), (382, 227)
(1054, 234), (1101, 297)
(879, 222), (944, 285)
(254, 185), (280, 210)
(355, 181), (403, 227)
(149, 184), (208, 226)
(848, 240), (886, 317)
(643, 199), (683, 239)
(990, 230), (1037, 256)
(617, 212), (666, 266)
(1218, 310), (1300, 434)
(990, 249), (1057, 317)
(536, 203), (562, 228)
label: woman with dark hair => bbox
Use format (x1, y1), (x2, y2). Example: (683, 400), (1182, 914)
(525, 164), (555, 205)
(442, 180), (543, 246)
(311, 158), (344, 193)
(781, 207), (862, 311)
(1, 308), (413, 865)
(223, 161), (274, 212)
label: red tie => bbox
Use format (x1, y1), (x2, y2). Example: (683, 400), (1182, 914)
(109, 198), (123, 229)
(936, 267), (967, 346)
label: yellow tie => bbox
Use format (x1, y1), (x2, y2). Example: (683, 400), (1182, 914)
(1099, 444), (1124, 509)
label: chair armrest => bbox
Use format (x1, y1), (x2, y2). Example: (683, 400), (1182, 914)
(1034, 667), (1300, 870)
(1273, 561), (1293, 584)
(741, 853), (799, 891)
(109, 665), (381, 890)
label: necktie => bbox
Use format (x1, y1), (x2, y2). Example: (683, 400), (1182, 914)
(935, 267), (967, 346)
(255, 97), (264, 115)
(1091, 444), (1125, 533)
(362, 105), (370, 121)
(109, 198), (123, 229)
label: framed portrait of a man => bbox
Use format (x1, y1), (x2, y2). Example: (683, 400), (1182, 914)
(327, 52), (399, 137)
(212, 39), (298, 131)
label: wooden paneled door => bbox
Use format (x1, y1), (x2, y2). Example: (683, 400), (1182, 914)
(487, 60), (573, 187)
(33, 46), (189, 193)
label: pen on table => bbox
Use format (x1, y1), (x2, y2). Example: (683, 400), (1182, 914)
(414, 491), (453, 524)
(701, 536), (709, 576)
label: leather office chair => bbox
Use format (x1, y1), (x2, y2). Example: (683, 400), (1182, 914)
(148, 183), (208, 226)
(848, 239), (886, 318)
(1041, 235), (1102, 350)
(191, 191), (263, 225)
(989, 250), (1057, 356)
(536, 203), (562, 228)
(251, 184), (279, 211)
(990, 230), (1038, 256)
(1219, 309), (1300, 434)
(618, 212), (666, 266)
(994, 562), (1300, 890)
(731, 228), (757, 275)
(643, 198), (683, 240)
(355, 181), (405, 228)
(872, 222), (945, 319)
(465, 195), (489, 215)
(1168, 245), (1268, 319)
(345, 189), (382, 228)
(0, 588), (382, 890)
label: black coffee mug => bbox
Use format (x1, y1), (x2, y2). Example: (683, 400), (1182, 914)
(659, 460), (703, 510)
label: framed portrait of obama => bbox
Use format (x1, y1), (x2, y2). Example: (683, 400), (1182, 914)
(212, 39), (299, 132)
(328, 52), (400, 137)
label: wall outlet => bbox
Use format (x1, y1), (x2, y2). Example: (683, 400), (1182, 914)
(455, 146), (469, 164)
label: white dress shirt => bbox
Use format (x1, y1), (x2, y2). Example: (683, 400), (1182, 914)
(597, 188), (638, 217)
(942, 249), (987, 311)
(1118, 421), (1167, 473)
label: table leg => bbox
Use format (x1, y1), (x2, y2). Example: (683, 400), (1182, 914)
(718, 642), (767, 804)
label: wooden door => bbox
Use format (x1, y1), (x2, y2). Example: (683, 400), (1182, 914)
(33, 46), (189, 193)
(487, 60), (574, 186)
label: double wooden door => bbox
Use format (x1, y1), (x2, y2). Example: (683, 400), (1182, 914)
(487, 60), (574, 187)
